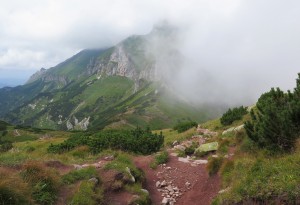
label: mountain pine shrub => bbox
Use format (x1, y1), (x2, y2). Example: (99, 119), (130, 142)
(244, 74), (300, 152)
(220, 106), (248, 126)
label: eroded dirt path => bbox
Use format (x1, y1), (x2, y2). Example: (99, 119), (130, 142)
(134, 151), (221, 205)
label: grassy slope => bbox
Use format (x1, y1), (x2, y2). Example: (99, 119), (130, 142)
(48, 49), (107, 79)
(0, 125), (149, 205)
(200, 114), (300, 204)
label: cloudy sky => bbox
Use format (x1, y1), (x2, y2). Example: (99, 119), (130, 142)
(0, 0), (300, 104)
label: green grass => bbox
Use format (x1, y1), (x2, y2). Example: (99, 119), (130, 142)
(21, 161), (60, 205)
(0, 134), (103, 166)
(2, 135), (38, 143)
(150, 151), (168, 169)
(0, 168), (32, 205)
(201, 113), (251, 132)
(70, 181), (103, 205)
(203, 111), (300, 204)
(207, 157), (224, 176)
(104, 152), (143, 183)
(154, 128), (196, 147)
(124, 183), (151, 205)
(62, 167), (98, 184)
(215, 147), (300, 204)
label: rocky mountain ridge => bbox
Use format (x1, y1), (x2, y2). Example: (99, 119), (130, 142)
(0, 24), (220, 130)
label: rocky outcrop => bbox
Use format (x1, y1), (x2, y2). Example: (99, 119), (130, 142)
(27, 68), (69, 86)
(85, 44), (156, 91)
(26, 68), (47, 84)
(222, 124), (244, 135)
(66, 116), (90, 130)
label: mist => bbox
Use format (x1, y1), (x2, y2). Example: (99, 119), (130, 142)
(1, 0), (300, 107)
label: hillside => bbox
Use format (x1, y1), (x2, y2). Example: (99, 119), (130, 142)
(1, 72), (300, 204)
(0, 24), (220, 131)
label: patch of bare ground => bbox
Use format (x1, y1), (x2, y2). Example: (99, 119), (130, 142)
(134, 153), (221, 205)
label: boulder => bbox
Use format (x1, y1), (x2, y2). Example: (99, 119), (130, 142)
(161, 197), (170, 205)
(172, 141), (179, 146)
(88, 177), (99, 184)
(125, 167), (135, 183)
(160, 180), (167, 187)
(178, 157), (190, 163)
(195, 142), (218, 153)
(193, 159), (208, 165)
(141, 189), (149, 195)
(174, 145), (185, 151)
(222, 124), (244, 135)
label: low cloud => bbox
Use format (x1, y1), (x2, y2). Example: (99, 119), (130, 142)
(1, 0), (300, 105)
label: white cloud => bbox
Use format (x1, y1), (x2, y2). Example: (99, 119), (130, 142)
(0, 0), (300, 105)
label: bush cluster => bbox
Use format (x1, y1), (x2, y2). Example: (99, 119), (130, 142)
(220, 106), (248, 126)
(173, 121), (197, 133)
(245, 74), (300, 152)
(0, 121), (12, 152)
(48, 127), (164, 155)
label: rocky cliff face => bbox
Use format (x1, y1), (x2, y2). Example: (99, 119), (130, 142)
(0, 23), (216, 131)
(27, 68), (47, 84)
(27, 23), (178, 90)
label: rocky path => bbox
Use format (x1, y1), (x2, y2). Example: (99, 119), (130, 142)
(134, 146), (221, 205)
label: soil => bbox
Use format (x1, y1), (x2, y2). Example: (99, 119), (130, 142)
(134, 151), (221, 205)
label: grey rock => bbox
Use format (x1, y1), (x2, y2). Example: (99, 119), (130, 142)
(88, 177), (98, 184)
(125, 167), (135, 183)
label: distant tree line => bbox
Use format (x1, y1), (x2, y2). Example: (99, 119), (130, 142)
(220, 106), (248, 126)
(245, 74), (300, 152)
(173, 121), (198, 133)
(48, 127), (164, 155)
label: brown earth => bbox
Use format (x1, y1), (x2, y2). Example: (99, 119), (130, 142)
(134, 151), (221, 205)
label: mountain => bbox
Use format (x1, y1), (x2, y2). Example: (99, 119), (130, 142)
(0, 23), (220, 130)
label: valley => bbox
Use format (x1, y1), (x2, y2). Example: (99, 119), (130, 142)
(0, 12), (299, 205)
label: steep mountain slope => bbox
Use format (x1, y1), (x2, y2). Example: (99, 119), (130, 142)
(0, 24), (220, 130)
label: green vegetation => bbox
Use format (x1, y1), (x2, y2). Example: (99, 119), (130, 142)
(216, 150), (300, 204)
(173, 121), (198, 133)
(0, 121), (13, 152)
(104, 153), (143, 182)
(206, 157), (224, 176)
(154, 128), (195, 146)
(0, 168), (32, 205)
(245, 75), (300, 152)
(220, 106), (248, 126)
(62, 167), (97, 184)
(70, 181), (103, 205)
(21, 161), (60, 205)
(184, 141), (198, 156)
(48, 127), (164, 155)
(150, 151), (169, 169)
(204, 108), (300, 204)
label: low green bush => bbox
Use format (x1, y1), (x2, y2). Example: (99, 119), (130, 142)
(220, 106), (247, 126)
(0, 141), (13, 152)
(173, 121), (197, 133)
(48, 127), (164, 155)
